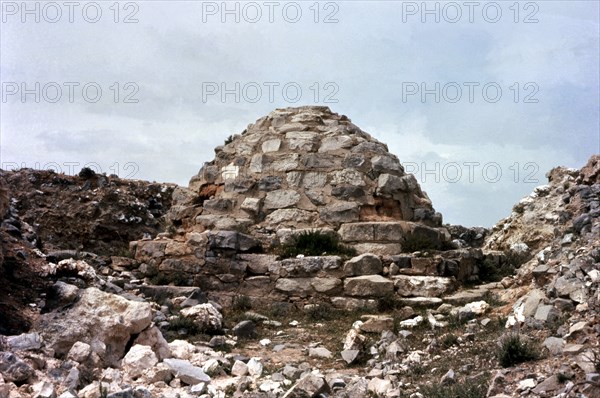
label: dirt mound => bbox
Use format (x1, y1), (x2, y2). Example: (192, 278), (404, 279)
(1, 168), (175, 255)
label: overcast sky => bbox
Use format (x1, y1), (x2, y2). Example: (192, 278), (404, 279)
(1, 1), (598, 227)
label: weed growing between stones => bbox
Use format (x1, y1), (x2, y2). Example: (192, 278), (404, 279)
(224, 135), (235, 145)
(481, 291), (505, 307)
(377, 291), (399, 312)
(418, 374), (489, 398)
(402, 234), (439, 253)
(477, 258), (515, 283)
(440, 333), (460, 349)
(305, 303), (339, 322)
(149, 272), (189, 286)
(557, 372), (573, 383)
(231, 294), (252, 311)
(503, 250), (531, 269)
(582, 349), (600, 372)
(497, 333), (540, 367)
(167, 316), (202, 336)
(275, 230), (357, 259)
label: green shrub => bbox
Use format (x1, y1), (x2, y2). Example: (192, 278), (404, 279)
(497, 333), (540, 367)
(232, 295), (252, 311)
(402, 234), (437, 253)
(276, 230), (356, 259)
(583, 349), (600, 372)
(512, 203), (525, 214)
(557, 373), (573, 383)
(477, 259), (500, 282)
(481, 291), (505, 307)
(377, 291), (398, 312)
(440, 333), (459, 349)
(504, 250), (531, 269)
(305, 303), (338, 321)
(168, 316), (201, 335)
(79, 167), (96, 179)
(150, 272), (189, 286)
(268, 302), (291, 318)
(420, 375), (488, 398)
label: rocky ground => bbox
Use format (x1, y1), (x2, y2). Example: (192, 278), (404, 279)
(0, 109), (598, 398)
(0, 169), (174, 336)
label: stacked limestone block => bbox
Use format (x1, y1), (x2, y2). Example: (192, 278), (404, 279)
(178, 106), (441, 233)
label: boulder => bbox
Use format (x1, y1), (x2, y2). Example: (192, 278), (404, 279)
(132, 326), (171, 360)
(278, 256), (342, 277)
(343, 254), (383, 276)
(163, 358), (211, 385)
(207, 231), (260, 252)
(36, 287), (152, 366)
(44, 281), (79, 311)
(231, 360), (249, 377)
(344, 275), (394, 297)
(275, 278), (314, 297)
(393, 275), (456, 297)
(168, 340), (196, 360)
(233, 320), (257, 339)
(0, 351), (34, 383)
(180, 303), (223, 333)
(284, 375), (330, 398)
(67, 342), (92, 363)
(359, 315), (394, 333)
(6, 332), (42, 352)
(122, 345), (158, 378)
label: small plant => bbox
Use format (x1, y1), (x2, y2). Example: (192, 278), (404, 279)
(305, 303), (338, 321)
(441, 333), (459, 349)
(99, 383), (108, 398)
(268, 302), (291, 318)
(512, 202), (525, 214)
(582, 349), (600, 372)
(411, 363), (426, 376)
(276, 230), (356, 259)
(168, 316), (201, 335)
(497, 333), (540, 367)
(115, 247), (133, 258)
(231, 295), (252, 311)
(402, 234), (438, 253)
(481, 291), (505, 307)
(447, 313), (468, 330)
(557, 373), (573, 383)
(504, 250), (531, 269)
(150, 272), (189, 286)
(224, 384), (237, 396)
(79, 167), (96, 179)
(377, 291), (398, 312)
(224, 135), (234, 145)
(420, 375), (488, 398)
(477, 259), (501, 282)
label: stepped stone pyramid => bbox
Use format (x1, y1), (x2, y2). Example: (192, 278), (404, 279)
(171, 106), (443, 253)
(135, 106), (492, 308)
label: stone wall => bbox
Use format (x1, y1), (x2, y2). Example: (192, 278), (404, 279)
(131, 229), (498, 310)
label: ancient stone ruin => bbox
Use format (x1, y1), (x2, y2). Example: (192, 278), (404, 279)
(131, 106), (499, 309)
(187, 105), (441, 231)
(1, 108), (599, 398)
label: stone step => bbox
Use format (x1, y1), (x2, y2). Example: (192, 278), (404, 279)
(442, 288), (489, 306)
(393, 275), (457, 298)
(338, 222), (410, 243)
(396, 297), (443, 307)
